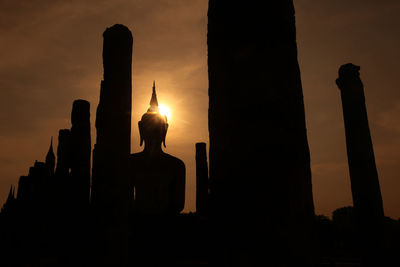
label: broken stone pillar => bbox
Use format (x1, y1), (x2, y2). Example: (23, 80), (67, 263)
(70, 99), (91, 209)
(91, 24), (133, 265)
(195, 142), (209, 217)
(336, 63), (384, 265)
(208, 0), (315, 265)
(92, 24), (133, 212)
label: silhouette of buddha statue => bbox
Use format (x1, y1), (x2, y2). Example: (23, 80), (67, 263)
(129, 81), (185, 215)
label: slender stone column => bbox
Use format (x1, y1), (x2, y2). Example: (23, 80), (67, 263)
(208, 0), (315, 265)
(195, 142), (209, 217)
(92, 24), (133, 212)
(336, 63), (384, 265)
(70, 99), (91, 209)
(91, 24), (133, 265)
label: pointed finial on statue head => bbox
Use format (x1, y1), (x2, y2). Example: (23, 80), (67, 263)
(148, 80), (159, 113)
(139, 80), (169, 147)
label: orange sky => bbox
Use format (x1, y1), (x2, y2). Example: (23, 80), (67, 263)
(0, 0), (399, 218)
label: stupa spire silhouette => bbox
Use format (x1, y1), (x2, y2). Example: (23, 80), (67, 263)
(46, 137), (54, 155)
(46, 137), (54, 156)
(45, 137), (55, 175)
(148, 80), (159, 113)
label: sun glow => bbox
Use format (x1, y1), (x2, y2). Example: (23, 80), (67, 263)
(158, 104), (171, 120)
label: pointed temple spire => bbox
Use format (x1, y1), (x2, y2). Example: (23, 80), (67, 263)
(148, 80), (159, 113)
(47, 137), (54, 156)
(45, 136), (55, 175)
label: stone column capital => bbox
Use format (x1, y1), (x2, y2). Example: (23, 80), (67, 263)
(336, 63), (365, 99)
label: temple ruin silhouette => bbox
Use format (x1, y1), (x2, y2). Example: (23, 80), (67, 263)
(1, 1), (399, 266)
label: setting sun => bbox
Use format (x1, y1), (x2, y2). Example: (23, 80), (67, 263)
(159, 104), (171, 120)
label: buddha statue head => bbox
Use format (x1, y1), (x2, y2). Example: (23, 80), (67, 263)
(138, 81), (169, 148)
